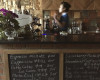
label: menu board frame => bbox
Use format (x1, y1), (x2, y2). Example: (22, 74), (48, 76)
(4, 49), (63, 80)
(64, 52), (100, 80)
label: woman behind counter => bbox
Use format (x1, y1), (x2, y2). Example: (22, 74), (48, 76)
(53, 1), (71, 31)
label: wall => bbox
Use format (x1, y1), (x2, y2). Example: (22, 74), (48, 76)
(42, 0), (100, 10)
(0, 0), (42, 18)
(42, 0), (100, 31)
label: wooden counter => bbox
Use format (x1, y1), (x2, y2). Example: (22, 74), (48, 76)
(0, 34), (100, 80)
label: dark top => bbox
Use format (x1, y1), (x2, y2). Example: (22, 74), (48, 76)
(59, 13), (69, 31)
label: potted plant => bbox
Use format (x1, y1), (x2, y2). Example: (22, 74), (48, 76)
(0, 8), (20, 39)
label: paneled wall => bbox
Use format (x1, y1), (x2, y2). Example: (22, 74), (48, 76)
(42, 0), (100, 31)
(1, 0), (100, 11)
(42, 0), (100, 10)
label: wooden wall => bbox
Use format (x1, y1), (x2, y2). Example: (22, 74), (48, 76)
(42, 0), (100, 10)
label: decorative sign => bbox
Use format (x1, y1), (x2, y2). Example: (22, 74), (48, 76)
(74, 12), (80, 18)
(8, 53), (59, 80)
(64, 53), (100, 80)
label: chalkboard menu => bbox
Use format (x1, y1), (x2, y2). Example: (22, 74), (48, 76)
(64, 53), (100, 80)
(8, 53), (59, 80)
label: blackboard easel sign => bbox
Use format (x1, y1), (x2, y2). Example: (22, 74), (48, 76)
(8, 53), (59, 80)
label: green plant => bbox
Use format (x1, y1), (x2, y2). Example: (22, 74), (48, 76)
(0, 8), (20, 30)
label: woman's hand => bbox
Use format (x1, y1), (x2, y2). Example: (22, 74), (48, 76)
(53, 13), (58, 20)
(53, 13), (61, 20)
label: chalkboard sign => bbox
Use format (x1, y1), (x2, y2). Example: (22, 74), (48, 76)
(64, 53), (100, 80)
(8, 53), (59, 80)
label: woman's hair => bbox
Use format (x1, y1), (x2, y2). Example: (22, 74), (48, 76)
(61, 2), (71, 12)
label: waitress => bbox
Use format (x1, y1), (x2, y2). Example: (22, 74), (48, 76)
(53, 1), (71, 31)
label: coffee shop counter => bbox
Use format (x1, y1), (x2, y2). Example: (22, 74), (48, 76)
(1, 33), (100, 80)
(0, 34), (100, 49)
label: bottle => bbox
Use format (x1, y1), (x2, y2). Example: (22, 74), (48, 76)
(52, 19), (59, 33)
(45, 19), (50, 30)
(71, 21), (74, 34)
